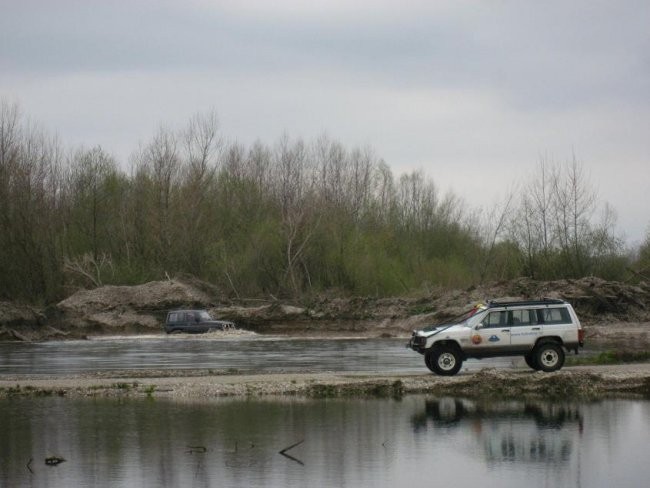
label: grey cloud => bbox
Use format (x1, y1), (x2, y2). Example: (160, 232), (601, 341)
(3, 0), (648, 114)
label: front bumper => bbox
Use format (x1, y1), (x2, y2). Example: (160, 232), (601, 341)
(407, 334), (427, 354)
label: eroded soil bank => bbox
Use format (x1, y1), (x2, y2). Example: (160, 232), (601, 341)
(2, 364), (650, 401)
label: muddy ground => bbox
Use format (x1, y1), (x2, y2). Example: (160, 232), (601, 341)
(2, 364), (650, 401)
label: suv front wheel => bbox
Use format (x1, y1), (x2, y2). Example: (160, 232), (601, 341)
(524, 353), (541, 370)
(533, 342), (565, 372)
(425, 345), (463, 376)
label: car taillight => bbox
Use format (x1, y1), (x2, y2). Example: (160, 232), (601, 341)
(578, 328), (585, 344)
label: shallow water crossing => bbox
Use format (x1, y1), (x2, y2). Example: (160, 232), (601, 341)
(0, 336), (539, 375)
(1, 395), (649, 487)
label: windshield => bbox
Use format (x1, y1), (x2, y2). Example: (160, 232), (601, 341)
(421, 304), (487, 331)
(456, 306), (485, 324)
(465, 309), (487, 327)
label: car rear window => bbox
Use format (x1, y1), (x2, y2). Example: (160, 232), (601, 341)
(168, 312), (180, 323)
(509, 309), (537, 326)
(539, 307), (572, 324)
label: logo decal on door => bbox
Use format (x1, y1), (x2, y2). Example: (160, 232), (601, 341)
(488, 335), (501, 342)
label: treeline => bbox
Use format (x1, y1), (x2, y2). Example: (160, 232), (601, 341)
(0, 101), (646, 303)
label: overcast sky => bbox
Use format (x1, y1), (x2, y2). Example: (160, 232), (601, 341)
(1, 0), (648, 243)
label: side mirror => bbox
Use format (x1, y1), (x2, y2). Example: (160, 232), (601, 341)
(475, 323), (483, 330)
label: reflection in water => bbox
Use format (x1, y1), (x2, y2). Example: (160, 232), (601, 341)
(412, 398), (583, 465)
(0, 396), (649, 488)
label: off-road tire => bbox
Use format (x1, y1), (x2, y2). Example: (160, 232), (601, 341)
(524, 352), (541, 370)
(425, 345), (463, 376)
(424, 352), (434, 371)
(533, 342), (565, 372)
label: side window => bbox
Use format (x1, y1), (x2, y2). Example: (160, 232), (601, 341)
(484, 311), (507, 328)
(185, 312), (195, 322)
(168, 313), (179, 323)
(510, 309), (534, 326)
(541, 307), (571, 324)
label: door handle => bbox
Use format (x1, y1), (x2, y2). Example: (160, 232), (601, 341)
(532, 327), (541, 330)
(501, 329), (510, 333)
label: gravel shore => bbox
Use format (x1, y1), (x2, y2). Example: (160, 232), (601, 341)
(2, 363), (650, 400)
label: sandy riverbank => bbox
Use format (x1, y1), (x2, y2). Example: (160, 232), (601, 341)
(2, 363), (650, 400)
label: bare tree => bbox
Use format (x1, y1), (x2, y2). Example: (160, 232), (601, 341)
(551, 156), (596, 275)
(374, 160), (394, 223)
(0, 102), (65, 299)
(183, 110), (221, 182)
(512, 156), (618, 278)
(65, 146), (118, 260)
(271, 135), (319, 294)
(222, 142), (246, 179)
(530, 158), (556, 255)
(348, 146), (375, 221)
(395, 170), (440, 232)
(478, 191), (516, 282)
(63, 252), (114, 288)
(144, 126), (181, 265)
(0, 102), (21, 252)
(0, 101), (21, 168)
(246, 140), (272, 191)
(313, 135), (349, 210)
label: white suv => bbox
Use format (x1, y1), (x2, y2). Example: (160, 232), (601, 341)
(407, 299), (584, 375)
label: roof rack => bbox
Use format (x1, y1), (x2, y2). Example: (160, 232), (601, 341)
(487, 298), (566, 308)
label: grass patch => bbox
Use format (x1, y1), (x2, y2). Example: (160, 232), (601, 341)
(113, 382), (138, 390)
(409, 304), (436, 315)
(307, 380), (405, 399)
(308, 384), (338, 398)
(0, 385), (61, 397)
(567, 350), (650, 366)
(2, 385), (23, 395)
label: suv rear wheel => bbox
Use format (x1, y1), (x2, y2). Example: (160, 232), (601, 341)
(533, 342), (565, 372)
(425, 345), (463, 376)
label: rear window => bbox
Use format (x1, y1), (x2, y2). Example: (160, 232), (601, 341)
(509, 309), (537, 326)
(167, 312), (180, 323)
(539, 307), (572, 324)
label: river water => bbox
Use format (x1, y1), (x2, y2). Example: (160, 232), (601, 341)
(0, 335), (526, 375)
(1, 395), (649, 488)
(0, 337), (648, 487)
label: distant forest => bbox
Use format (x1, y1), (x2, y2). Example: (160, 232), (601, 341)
(1, 101), (648, 303)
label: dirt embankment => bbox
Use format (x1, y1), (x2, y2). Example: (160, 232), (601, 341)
(1, 276), (649, 344)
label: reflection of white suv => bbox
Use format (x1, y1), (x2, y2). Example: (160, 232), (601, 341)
(407, 299), (584, 375)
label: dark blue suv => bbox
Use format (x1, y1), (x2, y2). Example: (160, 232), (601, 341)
(164, 309), (235, 334)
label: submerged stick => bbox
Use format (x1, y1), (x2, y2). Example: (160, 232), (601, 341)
(186, 445), (207, 454)
(45, 456), (66, 466)
(279, 440), (305, 466)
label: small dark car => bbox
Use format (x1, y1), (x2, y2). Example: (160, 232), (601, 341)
(164, 309), (235, 334)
